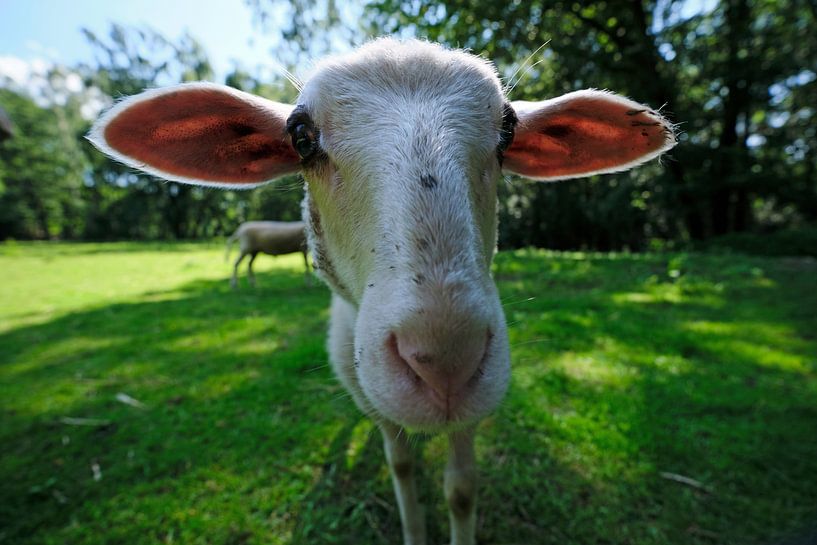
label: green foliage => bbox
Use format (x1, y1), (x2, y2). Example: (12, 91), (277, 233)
(1, 243), (816, 544)
(0, 89), (86, 239)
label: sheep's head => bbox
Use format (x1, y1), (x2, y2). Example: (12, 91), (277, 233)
(89, 38), (675, 432)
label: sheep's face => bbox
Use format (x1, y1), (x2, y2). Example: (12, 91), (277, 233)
(295, 40), (512, 430)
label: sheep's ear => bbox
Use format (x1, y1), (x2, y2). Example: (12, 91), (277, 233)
(88, 83), (300, 189)
(503, 90), (676, 181)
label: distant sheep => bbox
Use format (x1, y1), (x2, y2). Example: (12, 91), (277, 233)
(89, 38), (675, 545)
(225, 221), (309, 287)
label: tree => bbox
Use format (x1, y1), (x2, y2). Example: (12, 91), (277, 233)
(0, 89), (86, 239)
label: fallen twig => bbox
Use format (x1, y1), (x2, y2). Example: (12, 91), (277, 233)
(59, 417), (111, 427)
(115, 392), (146, 408)
(660, 471), (713, 493)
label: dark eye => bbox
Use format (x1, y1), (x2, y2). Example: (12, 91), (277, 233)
(292, 123), (317, 159)
(497, 102), (518, 162)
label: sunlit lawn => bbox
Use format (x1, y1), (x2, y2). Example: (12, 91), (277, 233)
(1, 242), (815, 545)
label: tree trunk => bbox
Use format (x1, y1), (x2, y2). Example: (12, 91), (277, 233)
(712, 0), (751, 236)
(629, 1), (705, 240)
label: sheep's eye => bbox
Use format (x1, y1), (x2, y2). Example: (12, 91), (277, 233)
(497, 102), (518, 163)
(292, 123), (317, 159)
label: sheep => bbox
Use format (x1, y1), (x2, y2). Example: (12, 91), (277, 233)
(88, 38), (676, 545)
(224, 220), (309, 287)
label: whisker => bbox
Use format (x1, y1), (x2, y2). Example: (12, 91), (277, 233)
(509, 57), (548, 95)
(502, 296), (537, 307)
(505, 40), (550, 94)
(505, 42), (545, 91)
(271, 61), (304, 92)
(510, 337), (554, 348)
(303, 363), (330, 373)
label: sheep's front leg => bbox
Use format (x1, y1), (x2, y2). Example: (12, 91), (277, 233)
(231, 252), (246, 288)
(445, 426), (477, 545)
(327, 294), (426, 544)
(381, 421), (426, 545)
(246, 252), (258, 287)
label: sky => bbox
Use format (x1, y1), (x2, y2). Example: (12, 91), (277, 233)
(0, 0), (286, 81)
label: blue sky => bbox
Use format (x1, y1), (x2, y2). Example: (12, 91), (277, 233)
(0, 0), (285, 78)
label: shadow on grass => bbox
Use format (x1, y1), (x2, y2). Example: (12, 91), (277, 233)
(1, 253), (816, 544)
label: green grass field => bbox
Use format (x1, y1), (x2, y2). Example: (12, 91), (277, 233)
(1, 242), (816, 545)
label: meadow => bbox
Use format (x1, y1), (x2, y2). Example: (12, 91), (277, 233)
(1, 242), (815, 545)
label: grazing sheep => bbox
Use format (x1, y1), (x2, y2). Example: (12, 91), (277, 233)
(88, 38), (676, 545)
(225, 220), (309, 288)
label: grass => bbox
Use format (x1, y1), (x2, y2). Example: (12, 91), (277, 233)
(1, 242), (816, 545)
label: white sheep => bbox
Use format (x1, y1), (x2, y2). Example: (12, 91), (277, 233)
(88, 38), (676, 545)
(224, 220), (309, 287)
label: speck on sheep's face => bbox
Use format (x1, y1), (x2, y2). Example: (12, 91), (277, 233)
(295, 40), (513, 430)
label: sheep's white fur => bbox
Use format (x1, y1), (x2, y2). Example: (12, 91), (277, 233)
(225, 221), (309, 287)
(88, 38), (677, 545)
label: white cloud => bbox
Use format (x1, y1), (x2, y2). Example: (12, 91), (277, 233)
(0, 55), (53, 107)
(0, 55), (43, 87)
(0, 55), (110, 120)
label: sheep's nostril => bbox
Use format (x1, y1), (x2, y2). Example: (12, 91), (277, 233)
(388, 332), (446, 399)
(387, 332), (420, 381)
(469, 328), (493, 385)
(387, 327), (491, 409)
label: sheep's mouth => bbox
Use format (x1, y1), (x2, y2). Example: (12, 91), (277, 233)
(372, 371), (501, 434)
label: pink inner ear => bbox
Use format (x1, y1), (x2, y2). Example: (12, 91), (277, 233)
(103, 88), (299, 184)
(504, 94), (674, 180)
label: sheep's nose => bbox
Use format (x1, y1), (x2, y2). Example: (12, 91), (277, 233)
(386, 328), (492, 410)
